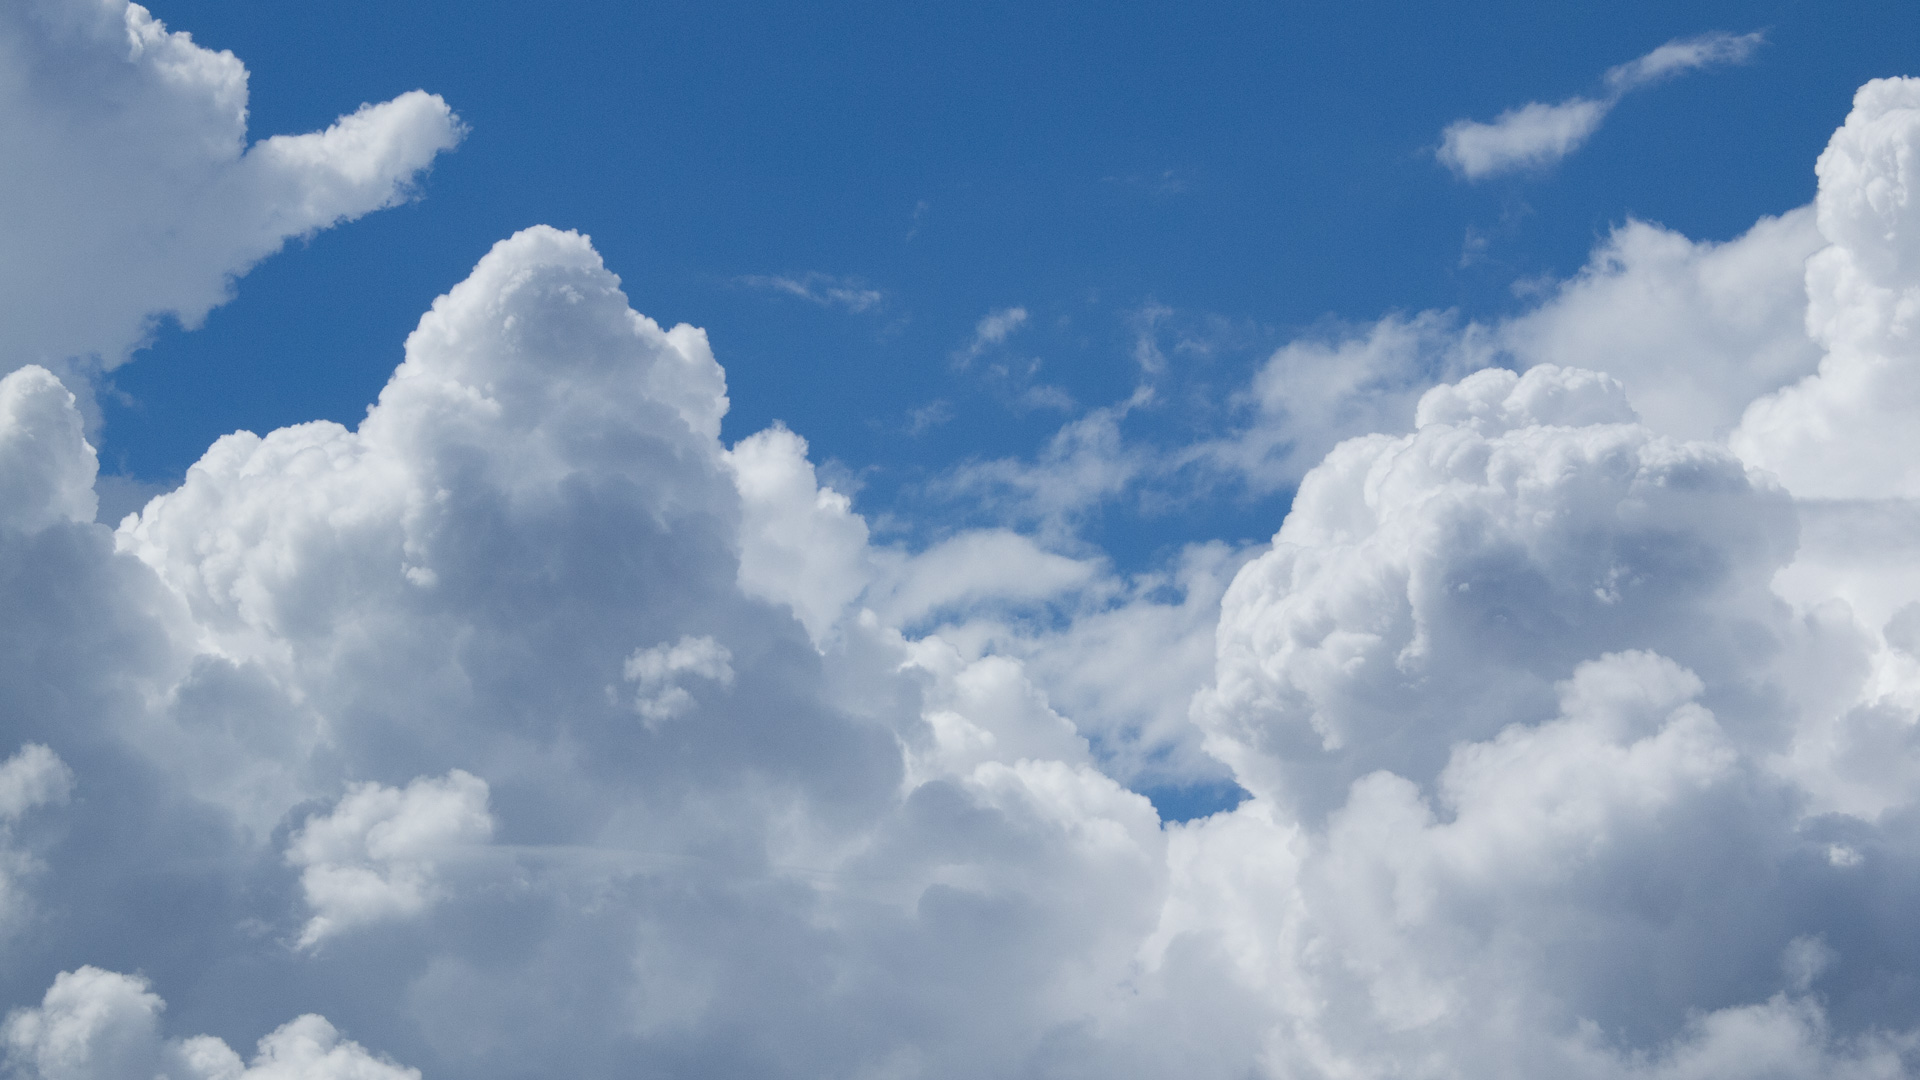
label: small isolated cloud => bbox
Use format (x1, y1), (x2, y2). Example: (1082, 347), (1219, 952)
(1603, 31), (1765, 93)
(17, 6), (1920, 1068)
(952, 306), (1028, 367)
(1439, 31), (1763, 180)
(1440, 98), (1611, 180)
(737, 272), (883, 313)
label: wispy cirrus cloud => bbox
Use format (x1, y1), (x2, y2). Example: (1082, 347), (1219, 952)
(1438, 31), (1763, 180)
(736, 271), (884, 312)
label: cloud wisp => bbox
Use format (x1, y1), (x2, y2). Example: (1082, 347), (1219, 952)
(1438, 30), (1763, 179)
(951, 305), (1029, 367)
(736, 271), (884, 312)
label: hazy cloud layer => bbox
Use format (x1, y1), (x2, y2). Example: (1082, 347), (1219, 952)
(8, 3), (1920, 1075)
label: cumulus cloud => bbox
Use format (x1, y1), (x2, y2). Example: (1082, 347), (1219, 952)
(9, 7), (1920, 1074)
(1196, 311), (1488, 492)
(1195, 364), (1799, 817)
(1439, 31), (1762, 179)
(1501, 208), (1824, 439)
(286, 771), (494, 948)
(0, 743), (71, 935)
(2, 967), (419, 1080)
(1733, 79), (1920, 499)
(0, 0), (462, 379)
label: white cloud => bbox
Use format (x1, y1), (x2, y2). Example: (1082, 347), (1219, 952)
(9, 18), (1920, 1074)
(1500, 208), (1824, 439)
(1732, 78), (1920, 499)
(737, 272), (884, 313)
(933, 541), (1256, 789)
(951, 305), (1028, 367)
(0, 0), (462, 380)
(1439, 31), (1762, 180)
(286, 771), (494, 949)
(624, 635), (735, 726)
(868, 528), (1102, 628)
(1439, 97), (1611, 180)
(1195, 363), (1800, 817)
(940, 394), (1149, 531)
(1197, 311), (1489, 493)
(0, 745), (70, 824)
(1602, 31), (1765, 94)
(0, 368), (99, 533)
(2, 967), (420, 1080)
(726, 423), (875, 644)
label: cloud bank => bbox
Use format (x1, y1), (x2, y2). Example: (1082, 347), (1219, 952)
(1439, 31), (1763, 180)
(7, 1), (1920, 1075)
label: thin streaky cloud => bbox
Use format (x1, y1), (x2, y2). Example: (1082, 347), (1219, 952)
(737, 271), (884, 313)
(1603, 30), (1765, 93)
(951, 305), (1028, 367)
(1439, 30), (1764, 180)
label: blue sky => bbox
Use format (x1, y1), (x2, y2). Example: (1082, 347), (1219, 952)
(9, 2), (1920, 1077)
(104, 0), (1920, 562)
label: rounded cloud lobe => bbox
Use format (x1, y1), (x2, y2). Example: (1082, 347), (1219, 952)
(6, 16), (1920, 1080)
(0, 0), (462, 380)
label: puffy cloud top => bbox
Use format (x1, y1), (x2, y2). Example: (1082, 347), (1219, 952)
(1198, 365), (1797, 817)
(1734, 78), (1920, 497)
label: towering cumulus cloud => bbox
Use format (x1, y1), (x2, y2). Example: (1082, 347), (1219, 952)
(5, 5), (1920, 1073)
(0, 0), (461, 380)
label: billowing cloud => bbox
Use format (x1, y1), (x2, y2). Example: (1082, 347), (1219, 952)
(2, 967), (419, 1080)
(7, 6), (1920, 1075)
(1733, 78), (1920, 499)
(1501, 208), (1823, 439)
(1439, 31), (1762, 180)
(0, 0), (462, 380)
(287, 770), (494, 948)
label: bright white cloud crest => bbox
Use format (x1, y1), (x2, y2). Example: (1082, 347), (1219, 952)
(7, 0), (1920, 1073)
